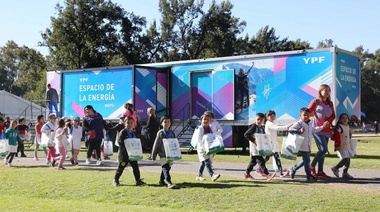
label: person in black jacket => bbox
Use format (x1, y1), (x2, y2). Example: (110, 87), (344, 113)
(146, 107), (159, 159)
(113, 116), (146, 187)
(83, 105), (105, 165)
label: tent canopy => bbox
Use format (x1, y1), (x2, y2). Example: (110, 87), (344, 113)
(0, 90), (47, 121)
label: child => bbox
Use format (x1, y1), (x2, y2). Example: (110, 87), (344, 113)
(244, 113), (276, 180)
(16, 118), (29, 157)
(52, 118), (69, 170)
(151, 115), (177, 189)
(288, 108), (328, 181)
(265, 110), (291, 177)
(70, 117), (82, 165)
(4, 120), (20, 167)
(203, 111), (223, 166)
(41, 114), (57, 165)
(331, 113), (355, 179)
(34, 115), (47, 161)
(113, 116), (146, 187)
(192, 113), (221, 181)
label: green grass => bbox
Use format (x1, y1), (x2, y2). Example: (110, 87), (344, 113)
(2, 136), (379, 211)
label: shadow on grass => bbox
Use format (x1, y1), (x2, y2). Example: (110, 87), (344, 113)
(174, 181), (262, 189)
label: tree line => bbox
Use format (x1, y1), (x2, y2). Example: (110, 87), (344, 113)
(1, 0), (379, 121)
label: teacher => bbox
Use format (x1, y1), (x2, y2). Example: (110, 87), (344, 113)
(83, 105), (105, 165)
(308, 84), (335, 178)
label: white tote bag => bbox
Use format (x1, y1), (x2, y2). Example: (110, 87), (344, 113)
(103, 140), (113, 156)
(124, 138), (143, 161)
(41, 132), (55, 147)
(114, 131), (120, 147)
(280, 137), (297, 160)
(285, 133), (304, 155)
(0, 139), (9, 156)
(163, 138), (182, 160)
(350, 139), (358, 155)
(255, 134), (272, 156)
(203, 134), (224, 155)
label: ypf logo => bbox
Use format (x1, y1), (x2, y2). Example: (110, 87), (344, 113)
(303, 56), (325, 64)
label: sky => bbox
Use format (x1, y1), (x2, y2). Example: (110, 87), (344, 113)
(1, 0), (380, 56)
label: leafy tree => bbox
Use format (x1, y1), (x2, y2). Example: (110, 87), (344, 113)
(248, 26), (289, 53)
(355, 45), (380, 121)
(0, 41), (47, 102)
(155, 0), (246, 61)
(317, 39), (335, 48)
(41, 0), (151, 69)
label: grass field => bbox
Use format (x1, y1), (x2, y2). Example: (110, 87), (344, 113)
(0, 136), (379, 211)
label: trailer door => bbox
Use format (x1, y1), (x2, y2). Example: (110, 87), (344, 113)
(190, 69), (235, 120)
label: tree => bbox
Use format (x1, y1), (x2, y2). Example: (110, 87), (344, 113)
(248, 26), (289, 53)
(0, 41), (47, 102)
(155, 0), (246, 61)
(356, 45), (380, 121)
(40, 0), (152, 69)
(317, 39), (335, 48)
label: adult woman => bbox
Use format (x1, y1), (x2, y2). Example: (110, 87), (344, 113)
(308, 84), (336, 178)
(146, 107), (159, 157)
(83, 105), (105, 165)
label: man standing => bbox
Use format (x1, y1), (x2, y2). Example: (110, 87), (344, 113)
(236, 62), (254, 113)
(46, 84), (59, 118)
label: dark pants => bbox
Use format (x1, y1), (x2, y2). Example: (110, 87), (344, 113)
(273, 152), (283, 172)
(336, 158), (351, 174)
(17, 140), (26, 156)
(86, 138), (102, 160)
(246, 155), (269, 175)
(6, 153), (16, 163)
(239, 87), (249, 109)
(160, 162), (172, 183)
(114, 160), (140, 182)
(198, 159), (214, 177)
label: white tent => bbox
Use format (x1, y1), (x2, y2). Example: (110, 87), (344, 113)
(0, 90), (47, 121)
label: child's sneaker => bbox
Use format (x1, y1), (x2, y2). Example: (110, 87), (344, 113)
(113, 179), (120, 187)
(266, 173), (276, 181)
(280, 170), (289, 177)
(196, 176), (206, 181)
(244, 173), (254, 180)
(51, 160), (56, 167)
(342, 173), (354, 179)
(331, 167), (339, 177)
(167, 182), (176, 189)
(310, 166), (317, 177)
(96, 159), (102, 165)
(316, 172), (331, 179)
(255, 169), (266, 177)
(136, 179), (146, 186)
(70, 158), (75, 165)
(85, 159), (91, 165)
(34, 157), (39, 161)
(4, 158), (8, 165)
(211, 173), (221, 182)
(289, 167), (296, 179)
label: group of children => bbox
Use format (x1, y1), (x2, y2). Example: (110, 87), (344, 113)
(1, 105), (356, 186)
(243, 107), (355, 182)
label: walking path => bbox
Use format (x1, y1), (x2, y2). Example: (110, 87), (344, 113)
(4, 154), (380, 190)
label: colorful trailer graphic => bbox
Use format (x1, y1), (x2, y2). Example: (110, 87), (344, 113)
(49, 47), (360, 148)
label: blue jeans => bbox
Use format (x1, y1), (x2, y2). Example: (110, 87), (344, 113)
(311, 134), (329, 173)
(48, 102), (59, 117)
(294, 151), (311, 178)
(198, 159), (214, 177)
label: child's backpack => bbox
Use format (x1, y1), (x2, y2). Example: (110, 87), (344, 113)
(331, 125), (343, 151)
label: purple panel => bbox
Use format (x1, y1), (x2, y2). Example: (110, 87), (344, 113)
(221, 126), (233, 147)
(157, 72), (167, 90)
(135, 93), (152, 119)
(192, 87), (211, 118)
(213, 82), (234, 119)
(172, 91), (190, 120)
